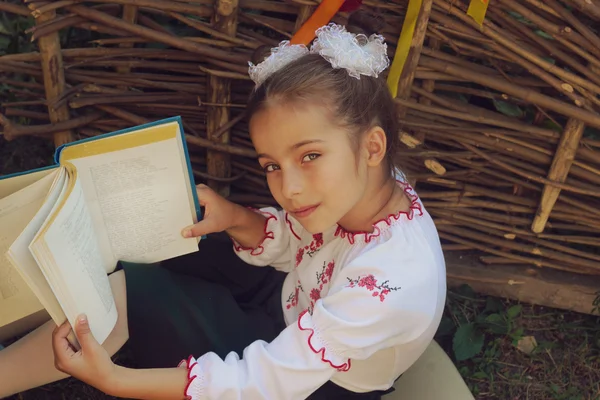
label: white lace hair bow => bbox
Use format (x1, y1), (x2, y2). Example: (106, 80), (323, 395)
(248, 23), (390, 87)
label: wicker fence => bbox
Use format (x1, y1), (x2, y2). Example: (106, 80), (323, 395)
(1, 0), (600, 312)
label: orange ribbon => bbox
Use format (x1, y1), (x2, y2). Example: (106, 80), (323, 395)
(290, 0), (346, 46)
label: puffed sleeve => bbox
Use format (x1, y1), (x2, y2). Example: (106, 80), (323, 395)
(232, 207), (300, 273)
(182, 241), (440, 400)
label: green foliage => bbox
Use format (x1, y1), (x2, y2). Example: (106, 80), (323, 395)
(437, 285), (524, 362)
(492, 99), (524, 118)
(453, 323), (485, 361)
(0, 11), (36, 56)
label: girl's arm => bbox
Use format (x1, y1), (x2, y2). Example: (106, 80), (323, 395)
(52, 317), (189, 400)
(224, 203), (270, 249)
(109, 366), (188, 400)
(185, 185), (298, 272)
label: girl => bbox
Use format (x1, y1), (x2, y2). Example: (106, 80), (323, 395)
(0, 21), (446, 400)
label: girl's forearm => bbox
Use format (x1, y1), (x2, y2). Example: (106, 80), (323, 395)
(108, 366), (189, 400)
(225, 204), (269, 249)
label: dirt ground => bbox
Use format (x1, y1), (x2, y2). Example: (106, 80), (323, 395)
(2, 135), (600, 400)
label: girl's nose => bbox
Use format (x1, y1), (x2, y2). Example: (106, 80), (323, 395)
(281, 169), (303, 199)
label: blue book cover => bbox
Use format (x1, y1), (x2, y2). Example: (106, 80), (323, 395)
(0, 116), (202, 222)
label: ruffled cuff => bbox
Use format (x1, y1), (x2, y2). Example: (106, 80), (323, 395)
(231, 209), (277, 256)
(179, 356), (204, 400)
(297, 310), (351, 372)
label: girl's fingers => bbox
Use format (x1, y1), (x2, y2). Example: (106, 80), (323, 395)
(182, 218), (217, 238)
(195, 184), (213, 206)
(52, 320), (77, 366)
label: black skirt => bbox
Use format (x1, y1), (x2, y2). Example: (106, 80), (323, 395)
(121, 234), (392, 400)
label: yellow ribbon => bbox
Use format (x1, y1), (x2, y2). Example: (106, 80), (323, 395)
(467, 0), (490, 27)
(386, 0), (422, 98)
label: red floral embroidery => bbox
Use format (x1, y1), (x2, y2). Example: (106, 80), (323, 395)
(310, 288), (321, 302)
(295, 248), (305, 268)
(286, 280), (303, 309)
(297, 310), (351, 372)
(309, 233), (324, 253)
(347, 274), (400, 302)
(335, 181), (423, 244)
(307, 260), (336, 314)
(295, 233), (325, 268)
(316, 261), (335, 286)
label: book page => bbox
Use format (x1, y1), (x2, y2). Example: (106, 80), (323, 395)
(7, 168), (69, 326)
(0, 167), (57, 200)
(0, 169), (59, 328)
(31, 166), (117, 345)
(60, 122), (198, 269)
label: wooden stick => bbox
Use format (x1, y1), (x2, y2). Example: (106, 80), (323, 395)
(66, 5), (248, 68)
(116, 4), (139, 80)
(438, 224), (599, 273)
(544, 0), (600, 50)
(437, 0), (600, 96)
(395, 0), (433, 102)
(204, 0), (239, 197)
(0, 112), (103, 140)
(30, 4), (75, 147)
(82, 0), (213, 17)
(564, 0), (600, 21)
(0, 1), (32, 16)
(418, 55), (600, 129)
(186, 135), (257, 158)
(532, 119), (586, 233)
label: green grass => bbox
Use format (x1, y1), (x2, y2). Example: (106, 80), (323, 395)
(436, 285), (600, 400)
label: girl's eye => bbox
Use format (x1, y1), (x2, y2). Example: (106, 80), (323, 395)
(263, 164), (280, 173)
(302, 153), (320, 163)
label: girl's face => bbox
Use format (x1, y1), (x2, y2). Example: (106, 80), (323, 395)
(250, 103), (370, 234)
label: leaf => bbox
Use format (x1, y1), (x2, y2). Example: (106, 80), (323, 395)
(512, 327), (524, 339)
(453, 323), (484, 361)
(584, 127), (600, 140)
(0, 35), (11, 53)
(455, 284), (476, 299)
(535, 30), (554, 40)
(492, 99), (524, 118)
(435, 316), (456, 337)
(472, 371), (488, 379)
(485, 297), (503, 313)
(541, 119), (563, 132)
(484, 313), (509, 335)
(507, 305), (523, 319)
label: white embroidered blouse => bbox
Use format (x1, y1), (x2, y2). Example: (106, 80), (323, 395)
(183, 183), (447, 399)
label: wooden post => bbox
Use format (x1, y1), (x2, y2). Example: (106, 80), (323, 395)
(393, 0), (436, 185)
(413, 36), (443, 187)
(206, 0), (238, 196)
(531, 119), (586, 233)
(116, 5), (138, 79)
(394, 0), (433, 102)
(29, 4), (74, 147)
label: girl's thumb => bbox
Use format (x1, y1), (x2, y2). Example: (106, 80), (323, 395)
(75, 314), (97, 348)
(182, 219), (216, 238)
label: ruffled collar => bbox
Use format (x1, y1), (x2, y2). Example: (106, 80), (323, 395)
(333, 181), (423, 245)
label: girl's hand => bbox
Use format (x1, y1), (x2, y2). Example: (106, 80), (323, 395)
(52, 315), (116, 394)
(182, 184), (239, 238)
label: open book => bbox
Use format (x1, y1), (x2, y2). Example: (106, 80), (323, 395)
(0, 117), (201, 345)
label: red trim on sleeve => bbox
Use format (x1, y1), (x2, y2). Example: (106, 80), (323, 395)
(297, 310), (351, 372)
(232, 210), (277, 256)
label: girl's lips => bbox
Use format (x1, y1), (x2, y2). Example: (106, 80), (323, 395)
(291, 204), (320, 219)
